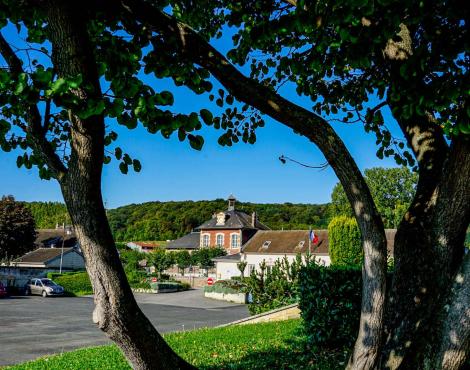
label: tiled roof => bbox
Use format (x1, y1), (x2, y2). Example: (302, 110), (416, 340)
(15, 248), (74, 264)
(242, 230), (329, 254)
(166, 232), (201, 250)
(196, 210), (270, 230)
(242, 229), (397, 256)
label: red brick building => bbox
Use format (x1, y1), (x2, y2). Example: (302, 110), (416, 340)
(166, 195), (269, 255)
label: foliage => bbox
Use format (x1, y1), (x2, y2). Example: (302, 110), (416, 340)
(119, 249), (146, 272)
(299, 264), (362, 350)
(191, 247), (226, 271)
(329, 167), (417, 228)
(107, 200), (330, 241)
(204, 280), (244, 295)
(174, 250), (192, 276)
(149, 247), (175, 277)
(8, 320), (347, 370)
(23, 202), (69, 229)
(328, 216), (363, 267)
(237, 261), (247, 279)
(52, 272), (93, 296)
(245, 254), (309, 315)
(0, 195), (37, 259)
(149, 281), (184, 291)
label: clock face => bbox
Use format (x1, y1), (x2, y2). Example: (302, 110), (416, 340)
(216, 212), (226, 225)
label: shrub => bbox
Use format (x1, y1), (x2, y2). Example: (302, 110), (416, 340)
(53, 272), (93, 296)
(204, 280), (242, 295)
(244, 255), (310, 315)
(328, 216), (362, 266)
(299, 264), (363, 350)
(150, 281), (181, 291)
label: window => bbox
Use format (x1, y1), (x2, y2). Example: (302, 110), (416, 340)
(202, 234), (210, 247)
(216, 234), (224, 247)
(262, 241), (271, 249)
(231, 234), (240, 248)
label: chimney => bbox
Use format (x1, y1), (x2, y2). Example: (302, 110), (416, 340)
(227, 194), (236, 211)
(251, 212), (257, 227)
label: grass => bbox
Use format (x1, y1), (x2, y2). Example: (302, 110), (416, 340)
(6, 320), (346, 370)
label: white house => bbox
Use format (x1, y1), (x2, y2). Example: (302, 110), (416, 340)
(213, 230), (330, 280)
(13, 248), (85, 270)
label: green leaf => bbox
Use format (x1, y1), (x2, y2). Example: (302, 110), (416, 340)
(119, 162), (128, 174)
(132, 159), (142, 172)
(188, 134), (204, 150)
(200, 109), (213, 125)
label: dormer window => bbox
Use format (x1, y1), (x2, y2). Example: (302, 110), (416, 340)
(262, 241), (271, 249)
(216, 212), (226, 226)
(295, 241), (305, 251)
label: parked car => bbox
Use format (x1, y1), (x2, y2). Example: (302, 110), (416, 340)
(0, 281), (7, 298)
(25, 278), (64, 297)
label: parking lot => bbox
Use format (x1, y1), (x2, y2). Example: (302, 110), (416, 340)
(0, 289), (249, 366)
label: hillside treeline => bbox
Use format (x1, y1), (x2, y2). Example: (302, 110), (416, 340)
(108, 200), (329, 241)
(21, 199), (329, 241)
(24, 201), (68, 229)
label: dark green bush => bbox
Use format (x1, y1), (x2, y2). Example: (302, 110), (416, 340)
(328, 216), (363, 266)
(299, 264), (362, 349)
(53, 272), (93, 296)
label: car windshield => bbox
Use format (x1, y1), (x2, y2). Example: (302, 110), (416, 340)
(41, 279), (57, 286)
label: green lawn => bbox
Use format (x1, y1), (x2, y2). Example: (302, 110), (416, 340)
(6, 320), (346, 370)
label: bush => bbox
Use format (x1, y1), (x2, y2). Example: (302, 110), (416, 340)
(150, 281), (182, 291)
(244, 255), (310, 315)
(299, 264), (363, 350)
(53, 272), (93, 296)
(204, 280), (243, 295)
(328, 216), (362, 266)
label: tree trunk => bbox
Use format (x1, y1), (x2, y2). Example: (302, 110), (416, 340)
(381, 94), (470, 369)
(46, 2), (193, 369)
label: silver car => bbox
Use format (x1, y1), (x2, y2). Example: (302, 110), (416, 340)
(25, 278), (64, 297)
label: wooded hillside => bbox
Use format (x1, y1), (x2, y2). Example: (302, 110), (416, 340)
(22, 199), (329, 241)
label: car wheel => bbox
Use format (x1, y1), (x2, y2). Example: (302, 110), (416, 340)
(42, 290), (48, 298)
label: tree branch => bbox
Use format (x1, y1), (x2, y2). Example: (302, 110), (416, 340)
(117, 1), (388, 366)
(0, 33), (67, 178)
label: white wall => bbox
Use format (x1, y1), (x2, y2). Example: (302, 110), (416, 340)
(215, 261), (240, 280)
(244, 253), (330, 275)
(47, 251), (85, 270)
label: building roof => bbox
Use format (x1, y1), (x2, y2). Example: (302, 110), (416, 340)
(196, 210), (270, 231)
(14, 247), (76, 265)
(35, 229), (78, 249)
(242, 230), (329, 255)
(166, 232), (201, 250)
(242, 229), (397, 256)
(212, 253), (242, 263)
(127, 242), (166, 250)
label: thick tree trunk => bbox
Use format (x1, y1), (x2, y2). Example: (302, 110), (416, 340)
(382, 94), (470, 369)
(46, 2), (193, 369)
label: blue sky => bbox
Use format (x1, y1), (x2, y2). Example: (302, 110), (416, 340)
(0, 24), (403, 209)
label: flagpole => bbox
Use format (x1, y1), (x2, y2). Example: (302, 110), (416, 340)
(308, 227), (312, 254)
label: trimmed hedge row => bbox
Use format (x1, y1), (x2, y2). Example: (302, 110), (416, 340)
(52, 272), (93, 296)
(299, 265), (362, 349)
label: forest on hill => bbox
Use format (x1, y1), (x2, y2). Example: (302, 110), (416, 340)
(24, 201), (68, 229)
(22, 199), (330, 241)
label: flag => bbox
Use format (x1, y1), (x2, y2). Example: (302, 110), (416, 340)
(309, 230), (319, 245)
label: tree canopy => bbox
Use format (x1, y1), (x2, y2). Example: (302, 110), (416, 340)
(330, 167), (417, 228)
(0, 195), (36, 259)
(0, 1), (468, 369)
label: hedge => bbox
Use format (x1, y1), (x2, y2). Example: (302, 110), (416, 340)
(328, 216), (362, 266)
(52, 272), (93, 296)
(299, 264), (362, 349)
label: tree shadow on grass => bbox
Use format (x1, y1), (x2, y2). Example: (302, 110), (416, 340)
(200, 334), (347, 370)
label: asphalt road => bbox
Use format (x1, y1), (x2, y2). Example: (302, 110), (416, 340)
(0, 289), (249, 366)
